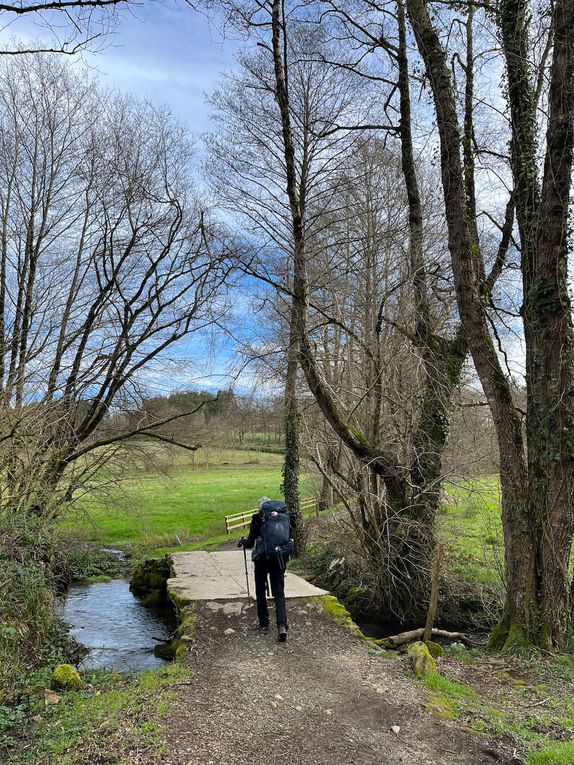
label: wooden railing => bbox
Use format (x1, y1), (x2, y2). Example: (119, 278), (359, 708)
(224, 497), (318, 534)
(300, 497), (317, 515)
(224, 509), (255, 534)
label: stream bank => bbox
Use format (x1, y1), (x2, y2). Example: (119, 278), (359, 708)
(292, 545), (501, 644)
(54, 549), (177, 674)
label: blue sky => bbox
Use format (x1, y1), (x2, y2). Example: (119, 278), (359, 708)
(91, 4), (263, 395)
(84, 2), (239, 134)
(1, 1), (239, 135)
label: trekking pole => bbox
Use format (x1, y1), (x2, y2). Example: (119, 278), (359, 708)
(242, 543), (251, 598)
(237, 536), (251, 598)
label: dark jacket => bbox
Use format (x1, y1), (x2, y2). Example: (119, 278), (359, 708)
(243, 512), (263, 550)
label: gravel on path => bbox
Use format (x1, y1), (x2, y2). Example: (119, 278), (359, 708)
(158, 599), (509, 765)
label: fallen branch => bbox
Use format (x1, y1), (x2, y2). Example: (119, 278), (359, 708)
(373, 627), (479, 648)
(528, 697), (550, 708)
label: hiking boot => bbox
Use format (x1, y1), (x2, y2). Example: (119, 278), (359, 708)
(256, 624), (269, 635)
(278, 624), (288, 643)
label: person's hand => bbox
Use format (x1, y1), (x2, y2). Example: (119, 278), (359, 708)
(237, 536), (246, 548)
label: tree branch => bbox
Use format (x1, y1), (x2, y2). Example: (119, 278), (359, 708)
(67, 399), (216, 462)
(0, 0), (131, 13)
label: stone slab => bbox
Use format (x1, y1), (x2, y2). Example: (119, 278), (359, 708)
(167, 550), (328, 602)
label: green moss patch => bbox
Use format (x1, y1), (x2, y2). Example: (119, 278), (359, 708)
(425, 640), (445, 658)
(408, 642), (437, 678)
(318, 595), (365, 639)
(156, 595), (197, 660)
(427, 694), (456, 721)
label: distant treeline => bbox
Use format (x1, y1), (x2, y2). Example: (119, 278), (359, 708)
(132, 384), (500, 475)
(133, 389), (285, 449)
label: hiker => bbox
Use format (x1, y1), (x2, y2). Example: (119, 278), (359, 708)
(239, 497), (293, 643)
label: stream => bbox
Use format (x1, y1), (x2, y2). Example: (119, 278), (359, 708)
(59, 579), (175, 673)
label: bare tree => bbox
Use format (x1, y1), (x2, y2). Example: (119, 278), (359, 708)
(405, 0), (574, 649)
(206, 20), (372, 553)
(0, 54), (231, 522)
(201, 0), (491, 619)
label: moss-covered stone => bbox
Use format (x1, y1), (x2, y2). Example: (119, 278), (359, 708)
(425, 640), (445, 658)
(168, 588), (193, 610)
(153, 639), (176, 660)
(408, 641), (437, 678)
(160, 603), (198, 660)
(141, 590), (165, 609)
(51, 664), (82, 691)
(153, 602), (197, 661)
(130, 557), (170, 606)
(297, 550), (374, 622)
(176, 605), (197, 640)
(426, 693), (455, 720)
(319, 595), (365, 639)
(175, 643), (188, 659)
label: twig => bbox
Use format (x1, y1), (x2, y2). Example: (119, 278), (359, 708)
(528, 697), (550, 708)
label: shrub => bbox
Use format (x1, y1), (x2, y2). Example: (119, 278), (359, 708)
(0, 513), (72, 696)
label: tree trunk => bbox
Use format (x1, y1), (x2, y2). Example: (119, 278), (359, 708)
(408, 0), (574, 649)
(283, 295), (304, 555)
(268, 0), (467, 617)
(318, 473), (333, 511)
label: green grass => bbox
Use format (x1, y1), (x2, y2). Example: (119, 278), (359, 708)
(423, 671), (478, 699)
(59, 450), (320, 552)
(422, 670), (478, 722)
(2, 663), (190, 764)
(438, 475), (503, 586)
(60, 440), (506, 576)
(526, 740), (574, 764)
(420, 650), (574, 761)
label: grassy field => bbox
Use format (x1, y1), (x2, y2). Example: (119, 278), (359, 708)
(106, 444), (286, 473)
(439, 475), (503, 586)
(58, 441), (504, 572)
(59, 448), (321, 554)
(60, 448), (503, 584)
(56, 438), (505, 582)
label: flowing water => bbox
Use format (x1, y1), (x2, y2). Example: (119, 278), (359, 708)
(59, 579), (174, 673)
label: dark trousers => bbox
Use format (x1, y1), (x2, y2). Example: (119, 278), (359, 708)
(254, 559), (287, 628)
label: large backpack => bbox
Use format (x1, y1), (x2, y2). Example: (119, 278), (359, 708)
(252, 500), (293, 566)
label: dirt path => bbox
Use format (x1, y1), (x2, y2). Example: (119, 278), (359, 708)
(159, 600), (507, 765)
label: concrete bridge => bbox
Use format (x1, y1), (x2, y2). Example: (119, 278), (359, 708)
(167, 550), (328, 602)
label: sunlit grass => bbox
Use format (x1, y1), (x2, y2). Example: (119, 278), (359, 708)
(525, 740), (574, 764)
(438, 476), (503, 586)
(424, 671), (478, 699)
(58, 449), (320, 552)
